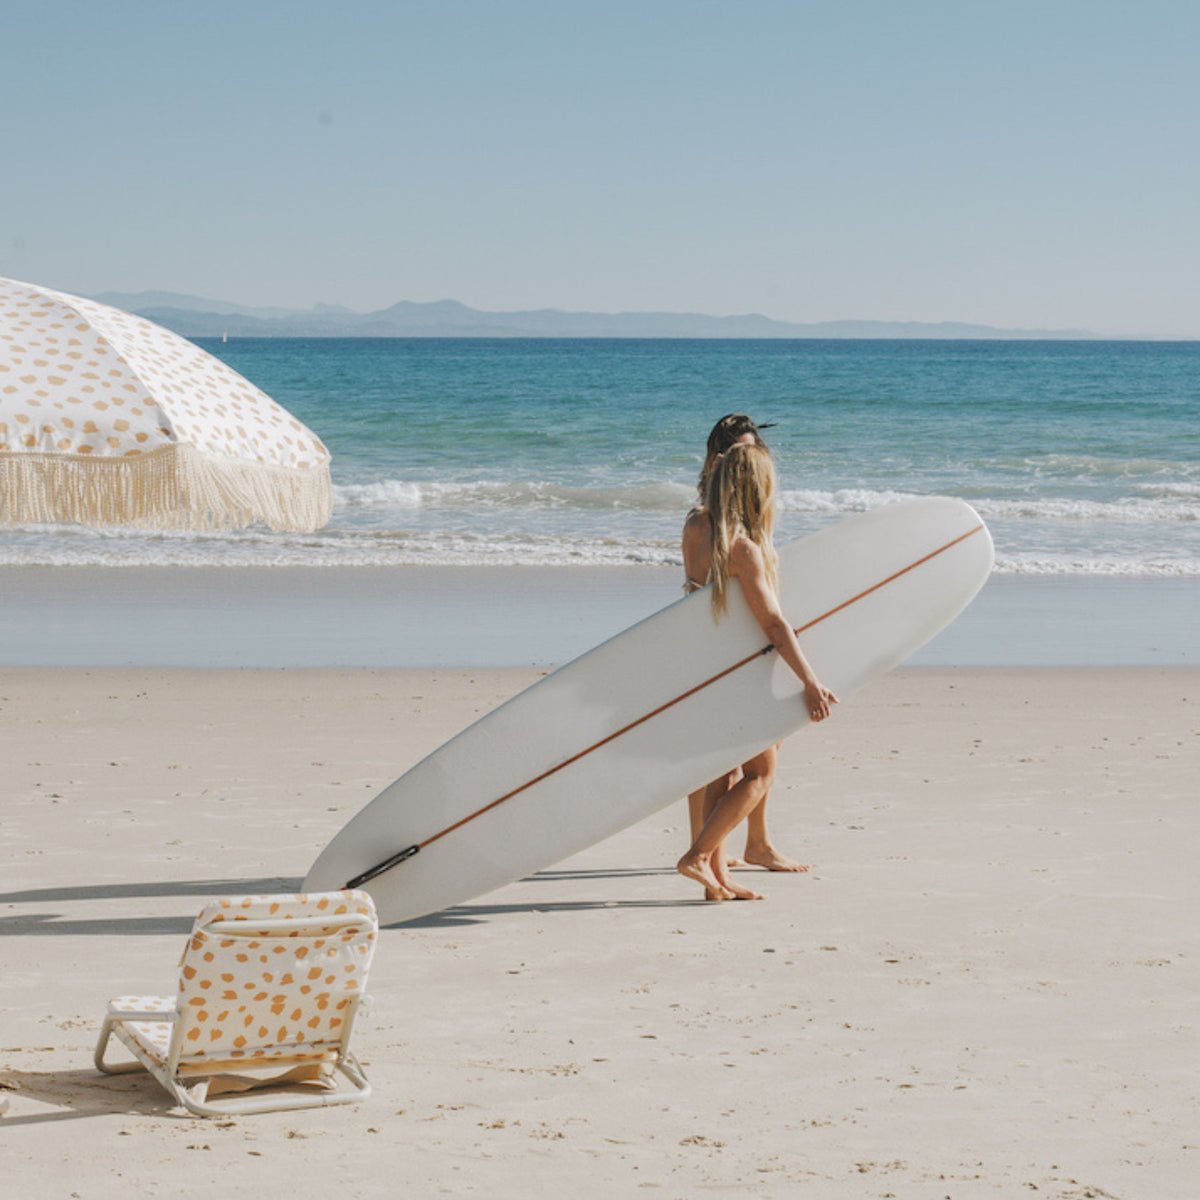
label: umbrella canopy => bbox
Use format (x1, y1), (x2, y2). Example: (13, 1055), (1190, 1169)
(0, 277), (331, 533)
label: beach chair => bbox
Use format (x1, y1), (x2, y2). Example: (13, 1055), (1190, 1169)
(94, 890), (377, 1117)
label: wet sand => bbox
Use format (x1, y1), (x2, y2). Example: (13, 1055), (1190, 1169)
(2, 565), (1198, 667)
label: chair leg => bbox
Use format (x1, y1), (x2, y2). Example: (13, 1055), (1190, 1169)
(94, 1019), (152, 1076)
(168, 1081), (363, 1118)
(93, 1016), (113, 1073)
(336, 1052), (372, 1100)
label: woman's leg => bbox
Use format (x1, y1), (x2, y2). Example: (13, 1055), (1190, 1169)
(688, 767), (744, 875)
(731, 744), (806, 871)
(678, 748), (776, 900)
(686, 788), (707, 843)
(742, 794), (808, 873)
(699, 774), (736, 900)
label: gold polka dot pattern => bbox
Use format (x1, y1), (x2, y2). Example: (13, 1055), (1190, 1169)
(0, 277), (329, 468)
(107, 891), (377, 1068)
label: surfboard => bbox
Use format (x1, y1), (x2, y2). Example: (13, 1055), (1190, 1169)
(304, 497), (993, 924)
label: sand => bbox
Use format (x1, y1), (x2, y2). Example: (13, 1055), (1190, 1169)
(1, 666), (1197, 1198)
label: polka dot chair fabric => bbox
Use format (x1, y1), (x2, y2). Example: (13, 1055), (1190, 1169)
(1, 276), (331, 532)
(95, 891), (378, 1116)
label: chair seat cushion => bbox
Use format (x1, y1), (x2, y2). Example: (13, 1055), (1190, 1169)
(108, 995), (175, 1063)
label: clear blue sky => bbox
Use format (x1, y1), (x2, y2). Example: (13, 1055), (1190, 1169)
(3, 1), (1197, 335)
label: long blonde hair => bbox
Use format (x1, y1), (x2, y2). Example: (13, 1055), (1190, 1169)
(706, 442), (779, 617)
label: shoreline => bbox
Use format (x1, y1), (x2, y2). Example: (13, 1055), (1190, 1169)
(2, 665), (1196, 1196)
(2, 565), (1199, 668)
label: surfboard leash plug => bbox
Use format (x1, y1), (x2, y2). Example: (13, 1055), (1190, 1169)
(346, 844), (420, 889)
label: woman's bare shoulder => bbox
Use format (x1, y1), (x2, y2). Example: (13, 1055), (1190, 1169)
(728, 535), (764, 572)
(682, 507), (709, 550)
(720, 540), (768, 585)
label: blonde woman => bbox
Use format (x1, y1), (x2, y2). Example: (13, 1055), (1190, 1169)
(683, 415), (804, 882)
(677, 442), (837, 901)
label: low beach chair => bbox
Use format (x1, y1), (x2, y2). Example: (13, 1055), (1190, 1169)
(95, 890), (377, 1117)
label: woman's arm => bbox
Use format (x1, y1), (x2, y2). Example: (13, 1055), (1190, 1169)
(681, 508), (711, 586)
(729, 537), (838, 722)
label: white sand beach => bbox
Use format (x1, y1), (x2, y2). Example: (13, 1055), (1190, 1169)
(2, 665), (1197, 1197)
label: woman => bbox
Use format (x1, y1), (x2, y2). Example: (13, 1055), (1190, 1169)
(677, 442), (837, 901)
(683, 415), (804, 882)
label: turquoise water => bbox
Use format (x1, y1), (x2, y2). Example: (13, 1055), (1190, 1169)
(3, 338), (1197, 573)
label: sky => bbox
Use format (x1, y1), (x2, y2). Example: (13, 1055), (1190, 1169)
(2, 1), (1197, 336)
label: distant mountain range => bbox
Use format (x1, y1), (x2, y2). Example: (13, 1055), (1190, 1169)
(91, 291), (1099, 340)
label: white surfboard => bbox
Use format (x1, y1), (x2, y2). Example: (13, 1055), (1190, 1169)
(305, 497), (993, 924)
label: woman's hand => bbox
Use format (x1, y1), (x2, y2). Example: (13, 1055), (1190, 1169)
(804, 682), (838, 723)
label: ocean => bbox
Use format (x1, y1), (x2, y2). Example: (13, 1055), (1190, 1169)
(2, 337), (1197, 576)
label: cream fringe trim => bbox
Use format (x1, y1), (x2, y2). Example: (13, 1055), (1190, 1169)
(0, 444), (332, 533)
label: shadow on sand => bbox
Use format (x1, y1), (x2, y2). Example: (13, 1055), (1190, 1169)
(0, 1067), (179, 1126)
(396, 892), (706, 929)
(0, 865), (701, 934)
(0, 877), (303, 937)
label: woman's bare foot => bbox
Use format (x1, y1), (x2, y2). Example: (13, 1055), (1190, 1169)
(743, 843), (810, 873)
(713, 859), (765, 901)
(724, 878), (765, 900)
(677, 851), (732, 899)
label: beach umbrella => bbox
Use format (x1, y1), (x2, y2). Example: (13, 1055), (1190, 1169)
(0, 276), (331, 533)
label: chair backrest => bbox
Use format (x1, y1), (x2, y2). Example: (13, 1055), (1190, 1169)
(173, 891), (377, 1066)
